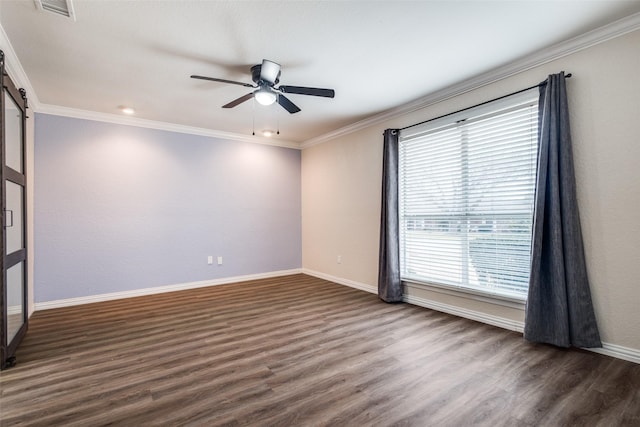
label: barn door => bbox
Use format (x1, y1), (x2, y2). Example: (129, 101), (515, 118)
(1, 50), (28, 369)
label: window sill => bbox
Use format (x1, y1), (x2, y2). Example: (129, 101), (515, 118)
(402, 279), (526, 310)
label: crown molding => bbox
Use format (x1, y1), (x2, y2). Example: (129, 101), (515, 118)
(37, 104), (301, 149)
(3, 11), (639, 151)
(0, 23), (42, 109)
(300, 12), (640, 149)
(1, 23), (299, 150)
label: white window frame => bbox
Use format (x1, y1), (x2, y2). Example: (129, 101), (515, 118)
(398, 89), (539, 303)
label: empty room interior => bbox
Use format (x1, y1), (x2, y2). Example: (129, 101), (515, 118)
(1, 1), (639, 425)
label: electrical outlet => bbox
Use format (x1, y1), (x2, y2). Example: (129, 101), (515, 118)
(217, 256), (223, 265)
(337, 255), (342, 264)
(207, 256), (213, 265)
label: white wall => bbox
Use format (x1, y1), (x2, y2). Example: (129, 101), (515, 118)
(34, 114), (302, 303)
(302, 29), (640, 354)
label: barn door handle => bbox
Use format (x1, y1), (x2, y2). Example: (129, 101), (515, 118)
(4, 209), (13, 228)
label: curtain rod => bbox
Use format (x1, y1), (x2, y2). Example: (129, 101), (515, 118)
(399, 72), (572, 132)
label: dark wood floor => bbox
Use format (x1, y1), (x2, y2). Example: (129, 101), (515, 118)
(1, 274), (638, 426)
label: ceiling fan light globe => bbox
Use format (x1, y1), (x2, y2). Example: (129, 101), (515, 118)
(255, 89), (277, 106)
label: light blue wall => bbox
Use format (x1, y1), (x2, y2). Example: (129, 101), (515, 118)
(34, 113), (301, 302)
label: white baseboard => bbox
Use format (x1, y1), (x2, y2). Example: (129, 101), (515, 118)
(405, 292), (640, 364)
(34, 267), (640, 365)
(34, 268), (302, 311)
(303, 270), (640, 365)
(404, 293), (525, 333)
(301, 269), (377, 295)
(590, 342), (640, 365)
(7, 305), (23, 315)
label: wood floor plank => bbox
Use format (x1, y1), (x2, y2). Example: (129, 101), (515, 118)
(1, 274), (638, 426)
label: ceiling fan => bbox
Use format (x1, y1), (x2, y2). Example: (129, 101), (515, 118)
(190, 59), (335, 114)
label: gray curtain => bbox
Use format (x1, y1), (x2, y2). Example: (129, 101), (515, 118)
(524, 72), (601, 348)
(378, 129), (402, 302)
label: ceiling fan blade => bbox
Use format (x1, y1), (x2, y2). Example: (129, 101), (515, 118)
(222, 93), (255, 108)
(279, 85), (335, 98)
(277, 94), (301, 114)
(260, 60), (281, 84)
(191, 75), (254, 88)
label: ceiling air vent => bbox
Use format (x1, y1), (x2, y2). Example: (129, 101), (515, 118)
(34, 0), (76, 20)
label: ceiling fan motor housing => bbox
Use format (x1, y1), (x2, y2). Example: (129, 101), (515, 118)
(251, 64), (280, 85)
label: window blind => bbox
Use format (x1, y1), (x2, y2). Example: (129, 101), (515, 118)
(399, 94), (538, 299)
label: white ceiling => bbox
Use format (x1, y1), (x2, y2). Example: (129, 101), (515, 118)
(2, 1), (640, 144)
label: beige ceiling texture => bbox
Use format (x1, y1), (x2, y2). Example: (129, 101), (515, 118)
(2, 1), (640, 145)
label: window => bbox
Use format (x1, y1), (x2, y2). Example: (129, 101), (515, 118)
(398, 91), (538, 300)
